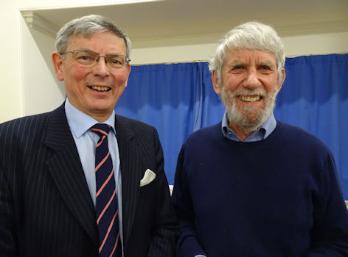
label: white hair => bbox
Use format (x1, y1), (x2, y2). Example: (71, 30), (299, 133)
(209, 21), (285, 83)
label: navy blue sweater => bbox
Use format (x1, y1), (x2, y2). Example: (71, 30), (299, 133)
(172, 122), (348, 257)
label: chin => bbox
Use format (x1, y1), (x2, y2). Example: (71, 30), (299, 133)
(88, 104), (113, 113)
(227, 104), (268, 128)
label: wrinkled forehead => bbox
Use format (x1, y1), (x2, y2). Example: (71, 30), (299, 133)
(224, 48), (277, 65)
(66, 32), (127, 52)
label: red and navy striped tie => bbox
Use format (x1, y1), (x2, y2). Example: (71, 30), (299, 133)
(91, 123), (122, 257)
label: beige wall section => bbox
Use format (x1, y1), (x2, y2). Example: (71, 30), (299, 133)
(1, 0), (348, 121)
(21, 17), (65, 116)
(0, 0), (107, 122)
(0, 1), (23, 122)
(284, 31), (348, 57)
(131, 31), (348, 65)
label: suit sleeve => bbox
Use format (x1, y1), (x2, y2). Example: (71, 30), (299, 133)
(306, 153), (348, 257)
(146, 129), (177, 257)
(172, 146), (207, 257)
(0, 127), (18, 257)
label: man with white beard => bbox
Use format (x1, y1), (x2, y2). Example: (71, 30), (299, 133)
(172, 22), (348, 257)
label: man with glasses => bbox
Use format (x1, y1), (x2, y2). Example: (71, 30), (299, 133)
(0, 15), (176, 257)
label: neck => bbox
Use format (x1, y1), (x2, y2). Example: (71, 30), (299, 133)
(90, 113), (111, 122)
(228, 123), (257, 141)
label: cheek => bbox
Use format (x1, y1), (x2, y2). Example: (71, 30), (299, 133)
(223, 78), (239, 91)
(64, 65), (89, 82)
(73, 67), (89, 81)
(264, 77), (280, 93)
(113, 70), (130, 84)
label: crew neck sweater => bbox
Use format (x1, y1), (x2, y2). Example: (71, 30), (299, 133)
(173, 121), (348, 257)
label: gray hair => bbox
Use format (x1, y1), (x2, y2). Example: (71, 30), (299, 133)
(55, 14), (131, 60)
(209, 21), (285, 82)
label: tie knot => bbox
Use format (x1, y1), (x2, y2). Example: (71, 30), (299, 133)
(90, 123), (111, 137)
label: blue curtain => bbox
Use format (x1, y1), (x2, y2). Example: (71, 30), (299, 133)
(275, 54), (348, 198)
(116, 54), (348, 199)
(117, 63), (224, 185)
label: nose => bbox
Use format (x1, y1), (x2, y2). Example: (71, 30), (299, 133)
(93, 56), (110, 77)
(244, 68), (260, 88)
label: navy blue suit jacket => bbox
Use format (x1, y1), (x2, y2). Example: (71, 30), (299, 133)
(0, 104), (177, 257)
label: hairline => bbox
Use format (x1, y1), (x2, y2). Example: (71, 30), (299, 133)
(55, 15), (131, 60)
(209, 22), (285, 84)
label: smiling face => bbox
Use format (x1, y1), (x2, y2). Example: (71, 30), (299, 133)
(52, 31), (131, 121)
(212, 48), (285, 139)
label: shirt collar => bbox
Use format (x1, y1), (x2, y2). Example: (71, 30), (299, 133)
(65, 98), (116, 138)
(222, 112), (276, 142)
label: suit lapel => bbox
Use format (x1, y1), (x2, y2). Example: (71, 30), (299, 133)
(116, 116), (143, 246)
(44, 105), (98, 243)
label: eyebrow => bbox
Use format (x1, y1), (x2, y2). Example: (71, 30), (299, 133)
(258, 60), (276, 67)
(225, 59), (276, 68)
(71, 48), (125, 56)
(224, 60), (244, 68)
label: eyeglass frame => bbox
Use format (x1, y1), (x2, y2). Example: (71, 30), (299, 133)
(60, 49), (131, 69)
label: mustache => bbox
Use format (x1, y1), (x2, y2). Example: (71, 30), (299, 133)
(230, 87), (267, 97)
(222, 87), (279, 103)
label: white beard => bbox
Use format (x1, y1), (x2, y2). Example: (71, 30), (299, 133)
(220, 86), (278, 133)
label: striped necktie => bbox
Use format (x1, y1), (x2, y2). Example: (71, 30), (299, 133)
(91, 123), (122, 257)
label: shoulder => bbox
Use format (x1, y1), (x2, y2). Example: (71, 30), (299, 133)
(0, 111), (51, 136)
(183, 123), (221, 149)
(276, 121), (332, 157)
(0, 104), (67, 144)
(188, 123), (220, 140)
(0, 104), (65, 132)
(277, 122), (325, 144)
(0, 111), (57, 158)
(116, 115), (156, 130)
(115, 114), (158, 137)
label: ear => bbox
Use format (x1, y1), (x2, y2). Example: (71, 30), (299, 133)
(277, 68), (286, 90)
(124, 64), (131, 88)
(211, 70), (222, 95)
(126, 63), (131, 77)
(51, 52), (65, 81)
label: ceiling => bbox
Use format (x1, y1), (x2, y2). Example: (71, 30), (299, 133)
(22, 0), (348, 48)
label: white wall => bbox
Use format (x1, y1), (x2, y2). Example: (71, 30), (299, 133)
(0, 1), (23, 122)
(0, 0), (129, 122)
(131, 31), (348, 64)
(21, 17), (65, 116)
(1, 0), (348, 122)
(283, 31), (348, 57)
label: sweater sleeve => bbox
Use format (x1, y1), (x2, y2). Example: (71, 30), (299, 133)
(172, 147), (207, 257)
(306, 153), (348, 257)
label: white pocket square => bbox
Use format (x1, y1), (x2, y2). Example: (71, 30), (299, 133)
(140, 169), (156, 187)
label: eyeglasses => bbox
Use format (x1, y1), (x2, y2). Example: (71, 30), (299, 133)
(61, 49), (130, 69)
